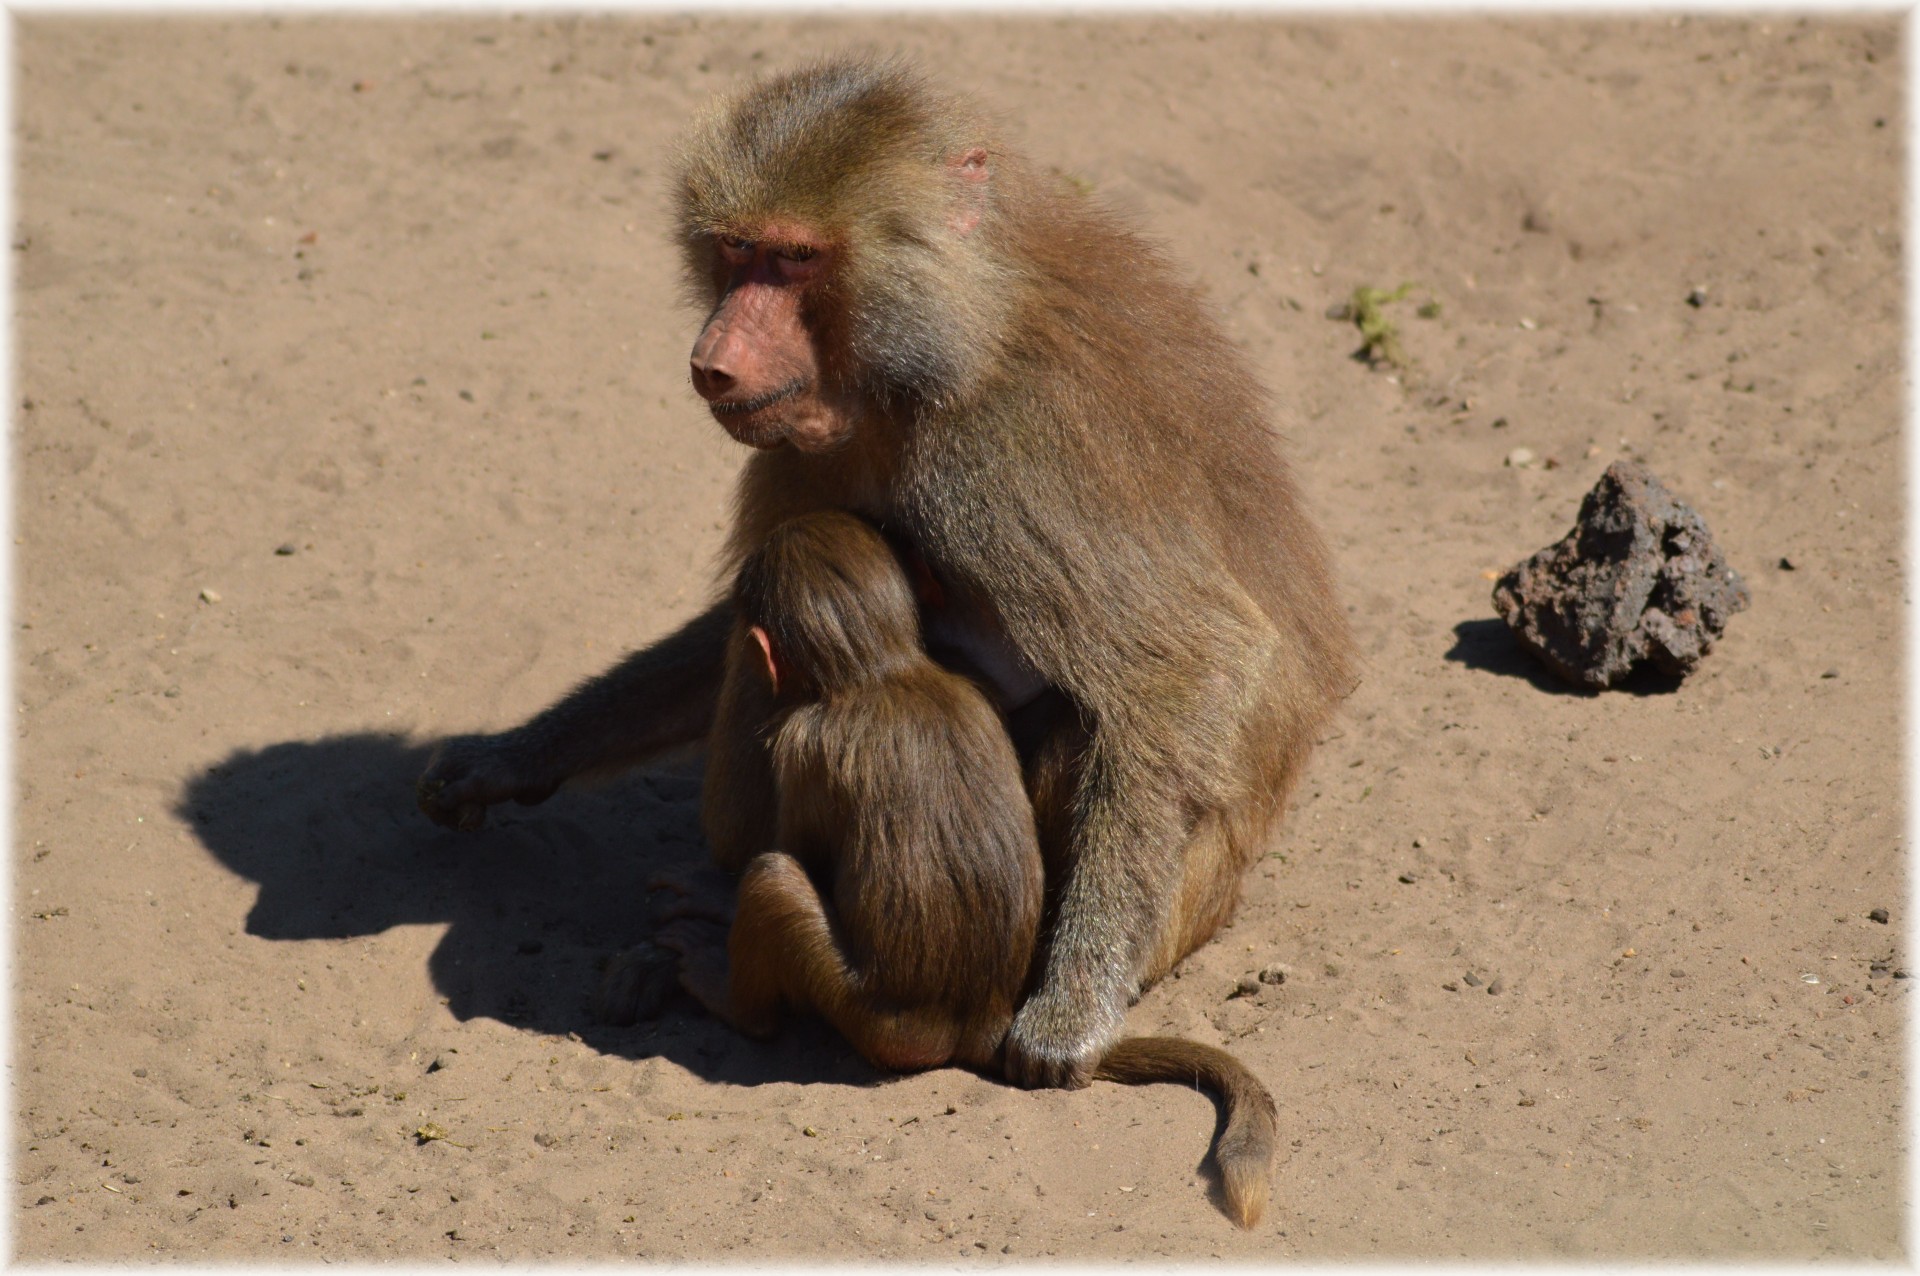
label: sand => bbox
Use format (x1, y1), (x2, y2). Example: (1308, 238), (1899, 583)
(12, 13), (1905, 1261)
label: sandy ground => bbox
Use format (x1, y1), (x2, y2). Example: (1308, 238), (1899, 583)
(11, 13), (1906, 1262)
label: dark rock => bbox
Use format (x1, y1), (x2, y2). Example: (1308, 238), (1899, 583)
(1869, 908), (1889, 924)
(1492, 461), (1750, 689)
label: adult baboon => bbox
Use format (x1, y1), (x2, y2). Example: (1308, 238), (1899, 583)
(418, 56), (1354, 1092)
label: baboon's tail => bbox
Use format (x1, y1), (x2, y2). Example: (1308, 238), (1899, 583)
(1093, 1036), (1278, 1229)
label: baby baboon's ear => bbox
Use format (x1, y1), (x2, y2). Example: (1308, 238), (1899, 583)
(750, 624), (779, 695)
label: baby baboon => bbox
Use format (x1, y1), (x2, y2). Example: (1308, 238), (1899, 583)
(661, 511), (1278, 1227)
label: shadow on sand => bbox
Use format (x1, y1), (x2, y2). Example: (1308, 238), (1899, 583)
(1444, 617), (1683, 697)
(176, 732), (874, 1088)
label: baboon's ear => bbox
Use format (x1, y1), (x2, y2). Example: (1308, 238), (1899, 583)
(750, 625), (779, 695)
(949, 148), (990, 236)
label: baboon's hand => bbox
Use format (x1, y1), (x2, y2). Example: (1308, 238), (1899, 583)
(415, 733), (559, 831)
(593, 942), (678, 1026)
(1003, 985), (1114, 1090)
(655, 917), (734, 1022)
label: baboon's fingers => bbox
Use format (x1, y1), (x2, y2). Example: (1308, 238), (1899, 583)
(655, 896), (734, 926)
(416, 733), (554, 829)
(1002, 1037), (1095, 1090)
(674, 946), (735, 1022)
(592, 943), (677, 1026)
(655, 916), (728, 955)
(1003, 991), (1100, 1089)
(646, 865), (737, 926)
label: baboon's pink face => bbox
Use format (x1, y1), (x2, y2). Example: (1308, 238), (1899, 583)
(688, 225), (849, 453)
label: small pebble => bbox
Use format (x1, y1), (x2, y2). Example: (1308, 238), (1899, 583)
(1397, 872), (1417, 884)
(290, 1174), (315, 1188)
(35, 1196), (54, 1207)
(1411, 835), (1426, 848)
(1669, 969), (1687, 979)
(1441, 981), (1459, 992)
(426, 1056), (449, 1073)
(275, 543), (297, 556)
(198, 588), (221, 604)
(1462, 972), (1484, 988)
(1821, 668), (1840, 680)
(132, 1067), (148, 1078)
(1869, 908), (1889, 924)
(1778, 556), (1797, 571)
(1230, 975), (1261, 999)
(1258, 963), (1288, 986)
(1505, 447), (1537, 469)
(458, 389), (475, 403)
(1686, 286), (1709, 308)
(1486, 978), (1504, 995)
(164, 686), (181, 698)
(1895, 969), (1910, 980)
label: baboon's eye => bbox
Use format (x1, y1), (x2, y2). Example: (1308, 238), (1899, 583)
(717, 235), (754, 261)
(778, 245), (816, 263)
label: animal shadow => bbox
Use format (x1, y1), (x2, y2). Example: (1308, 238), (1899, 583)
(1444, 618), (1682, 697)
(176, 732), (868, 1087)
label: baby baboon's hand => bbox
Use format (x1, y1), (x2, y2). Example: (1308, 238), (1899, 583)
(655, 917), (734, 1022)
(415, 733), (559, 831)
(593, 942), (679, 1026)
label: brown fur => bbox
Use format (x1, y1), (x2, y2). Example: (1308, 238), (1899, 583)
(673, 511), (1275, 1226)
(418, 55), (1352, 1099)
(688, 511), (1041, 1070)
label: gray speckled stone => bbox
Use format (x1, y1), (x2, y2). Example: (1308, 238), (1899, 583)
(1493, 461), (1749, 689)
